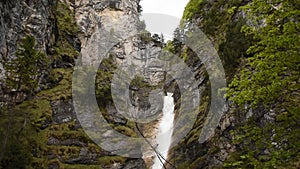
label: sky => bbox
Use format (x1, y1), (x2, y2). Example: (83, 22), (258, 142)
(139, 0), (190, 39)
(140, 0), (189, 19)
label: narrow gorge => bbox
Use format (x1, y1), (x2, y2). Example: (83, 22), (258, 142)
(0, 0), (299, 169)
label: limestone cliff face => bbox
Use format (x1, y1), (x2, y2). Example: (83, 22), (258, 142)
(73, 0), (164, 83)
(72, 0), (166, 166)
(0, 0), (56, 60)
(0, 0), (164, 168)
(167, 0), (299, 169)
(0, 0), (57, 98)
(165, 1), (252, 168)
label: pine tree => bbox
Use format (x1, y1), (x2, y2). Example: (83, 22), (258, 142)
(0, 35), (47, 166)
(5, 35), (48, 99)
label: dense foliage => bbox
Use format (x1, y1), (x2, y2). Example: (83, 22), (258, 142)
(224, 0), (300, 168)
(0, 138), (32, 169)
(226, 0), (300, 108)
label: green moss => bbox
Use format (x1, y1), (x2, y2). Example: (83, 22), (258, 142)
(0, 1), (105, 168)
(177, 161), (191, 169)
(0, 98), (53, 168)
(95, 56), (117, 106)
(18, 99), (52, 129)
(37, 68), (73, 100)
(48, 121), (91, 143)
(275, 111), (289, 122)
(179, 48), (189, 62)
(53, 1), (79, 62)
(190, 156), (207, 168)
(186, 127), (201, 145)
(182, 0), (204, 21)
(60, 164), (103, 169)
(113, 125), (137, 137)
(19, 99), (51, 117)
(126, 120), (136, 129)
(86, 143), (103, 154)
(55, 146), (82, 159)
(225, 151), (242, 163)
(55, 2), (79, 35)
(208, 147), (221, 154)
(53, 39), (79, 61)
(50, 130), (89, 143)
(31, 157), (50, 169)
(98, 156), (126, 166)
(130, 75), (150, 89)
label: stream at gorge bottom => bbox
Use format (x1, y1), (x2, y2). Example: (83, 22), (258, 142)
(152, 92), (175, 169)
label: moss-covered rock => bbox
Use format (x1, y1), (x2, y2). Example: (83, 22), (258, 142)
(170, 0), (300, 168)
(52, 1), (80, 68)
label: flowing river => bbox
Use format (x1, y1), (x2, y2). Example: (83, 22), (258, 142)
(152, 93), (175, 169)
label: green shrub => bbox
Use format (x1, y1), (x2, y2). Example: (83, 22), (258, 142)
(0, 139), (32, 169)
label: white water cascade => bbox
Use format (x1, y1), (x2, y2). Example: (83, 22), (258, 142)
(152, 92), (175, 169)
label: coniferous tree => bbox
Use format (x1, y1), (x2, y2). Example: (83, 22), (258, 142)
(0, 35), (48, 165)
(5, 35), (48, 100)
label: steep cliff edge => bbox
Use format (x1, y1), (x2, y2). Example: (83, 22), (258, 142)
(0, 0), (163, 168)
(167, 0), (300, 168)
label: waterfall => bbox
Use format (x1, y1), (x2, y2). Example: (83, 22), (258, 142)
(152, 92), (175, 169)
